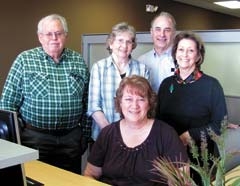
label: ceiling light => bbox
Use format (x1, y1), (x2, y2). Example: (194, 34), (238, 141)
(214, 1), (240, 9)
(145, 4), (158, 13)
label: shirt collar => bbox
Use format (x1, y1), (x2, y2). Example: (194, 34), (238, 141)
(153, 47), (172, 58)
(107, 55), (132, 68)
(175, 68), (203, 84)
(41, 47), (66, 62)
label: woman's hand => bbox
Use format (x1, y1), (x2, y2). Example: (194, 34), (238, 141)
(83, 163), (102, 180)
(227, 122), (239, 129)
(179, 131), (191, 146)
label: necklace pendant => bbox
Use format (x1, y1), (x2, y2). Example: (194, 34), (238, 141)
(169, 83), (174, 93)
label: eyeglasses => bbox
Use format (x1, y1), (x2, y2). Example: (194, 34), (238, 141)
(115, 38), (133, 46)
(41, 31), (66, 38)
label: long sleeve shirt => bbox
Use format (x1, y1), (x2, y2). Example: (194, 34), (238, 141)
(155, 74), (227, 144)
(0, 47), (92, 138)
(87, 55), (150, 140)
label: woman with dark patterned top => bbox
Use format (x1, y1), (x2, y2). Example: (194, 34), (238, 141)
(155, 31), (227, 185)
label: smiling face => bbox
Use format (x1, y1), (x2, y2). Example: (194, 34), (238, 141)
(120, 86), (150, 123)
(175, 38), (199, 72)
(109, 32), (134, 60)
(150, 15), (175, 54)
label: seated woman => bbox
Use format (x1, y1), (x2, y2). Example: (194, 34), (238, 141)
(84, 75), (189, 186)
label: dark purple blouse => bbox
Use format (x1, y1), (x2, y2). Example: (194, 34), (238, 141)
(88, 119), (188, 186)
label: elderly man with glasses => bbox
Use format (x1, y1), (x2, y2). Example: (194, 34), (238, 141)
(0, 14), (91, 175)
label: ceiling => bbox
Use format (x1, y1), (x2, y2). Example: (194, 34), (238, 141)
(173, 0), (240, 18)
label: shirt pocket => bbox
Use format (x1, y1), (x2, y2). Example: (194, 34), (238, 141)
(69, 72), (84, 97)
(25, 72), (48, 98)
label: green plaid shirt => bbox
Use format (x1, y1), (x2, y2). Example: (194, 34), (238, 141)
(0, 47), (92, 138)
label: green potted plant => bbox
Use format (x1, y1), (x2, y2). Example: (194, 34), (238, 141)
(152, 119), (240, 186)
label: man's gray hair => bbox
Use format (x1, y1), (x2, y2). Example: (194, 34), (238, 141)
(37, 14), (68, 34)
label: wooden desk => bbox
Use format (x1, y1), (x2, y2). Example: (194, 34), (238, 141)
(212, 165), (240, 185)
(25, 160), (240, 186)
(24, 160), (110, 186)
(224, 165), (240, 185)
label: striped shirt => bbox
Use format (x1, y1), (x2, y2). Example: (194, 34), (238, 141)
(87, 55), (150, 140)
(0, 47), (91, 138)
